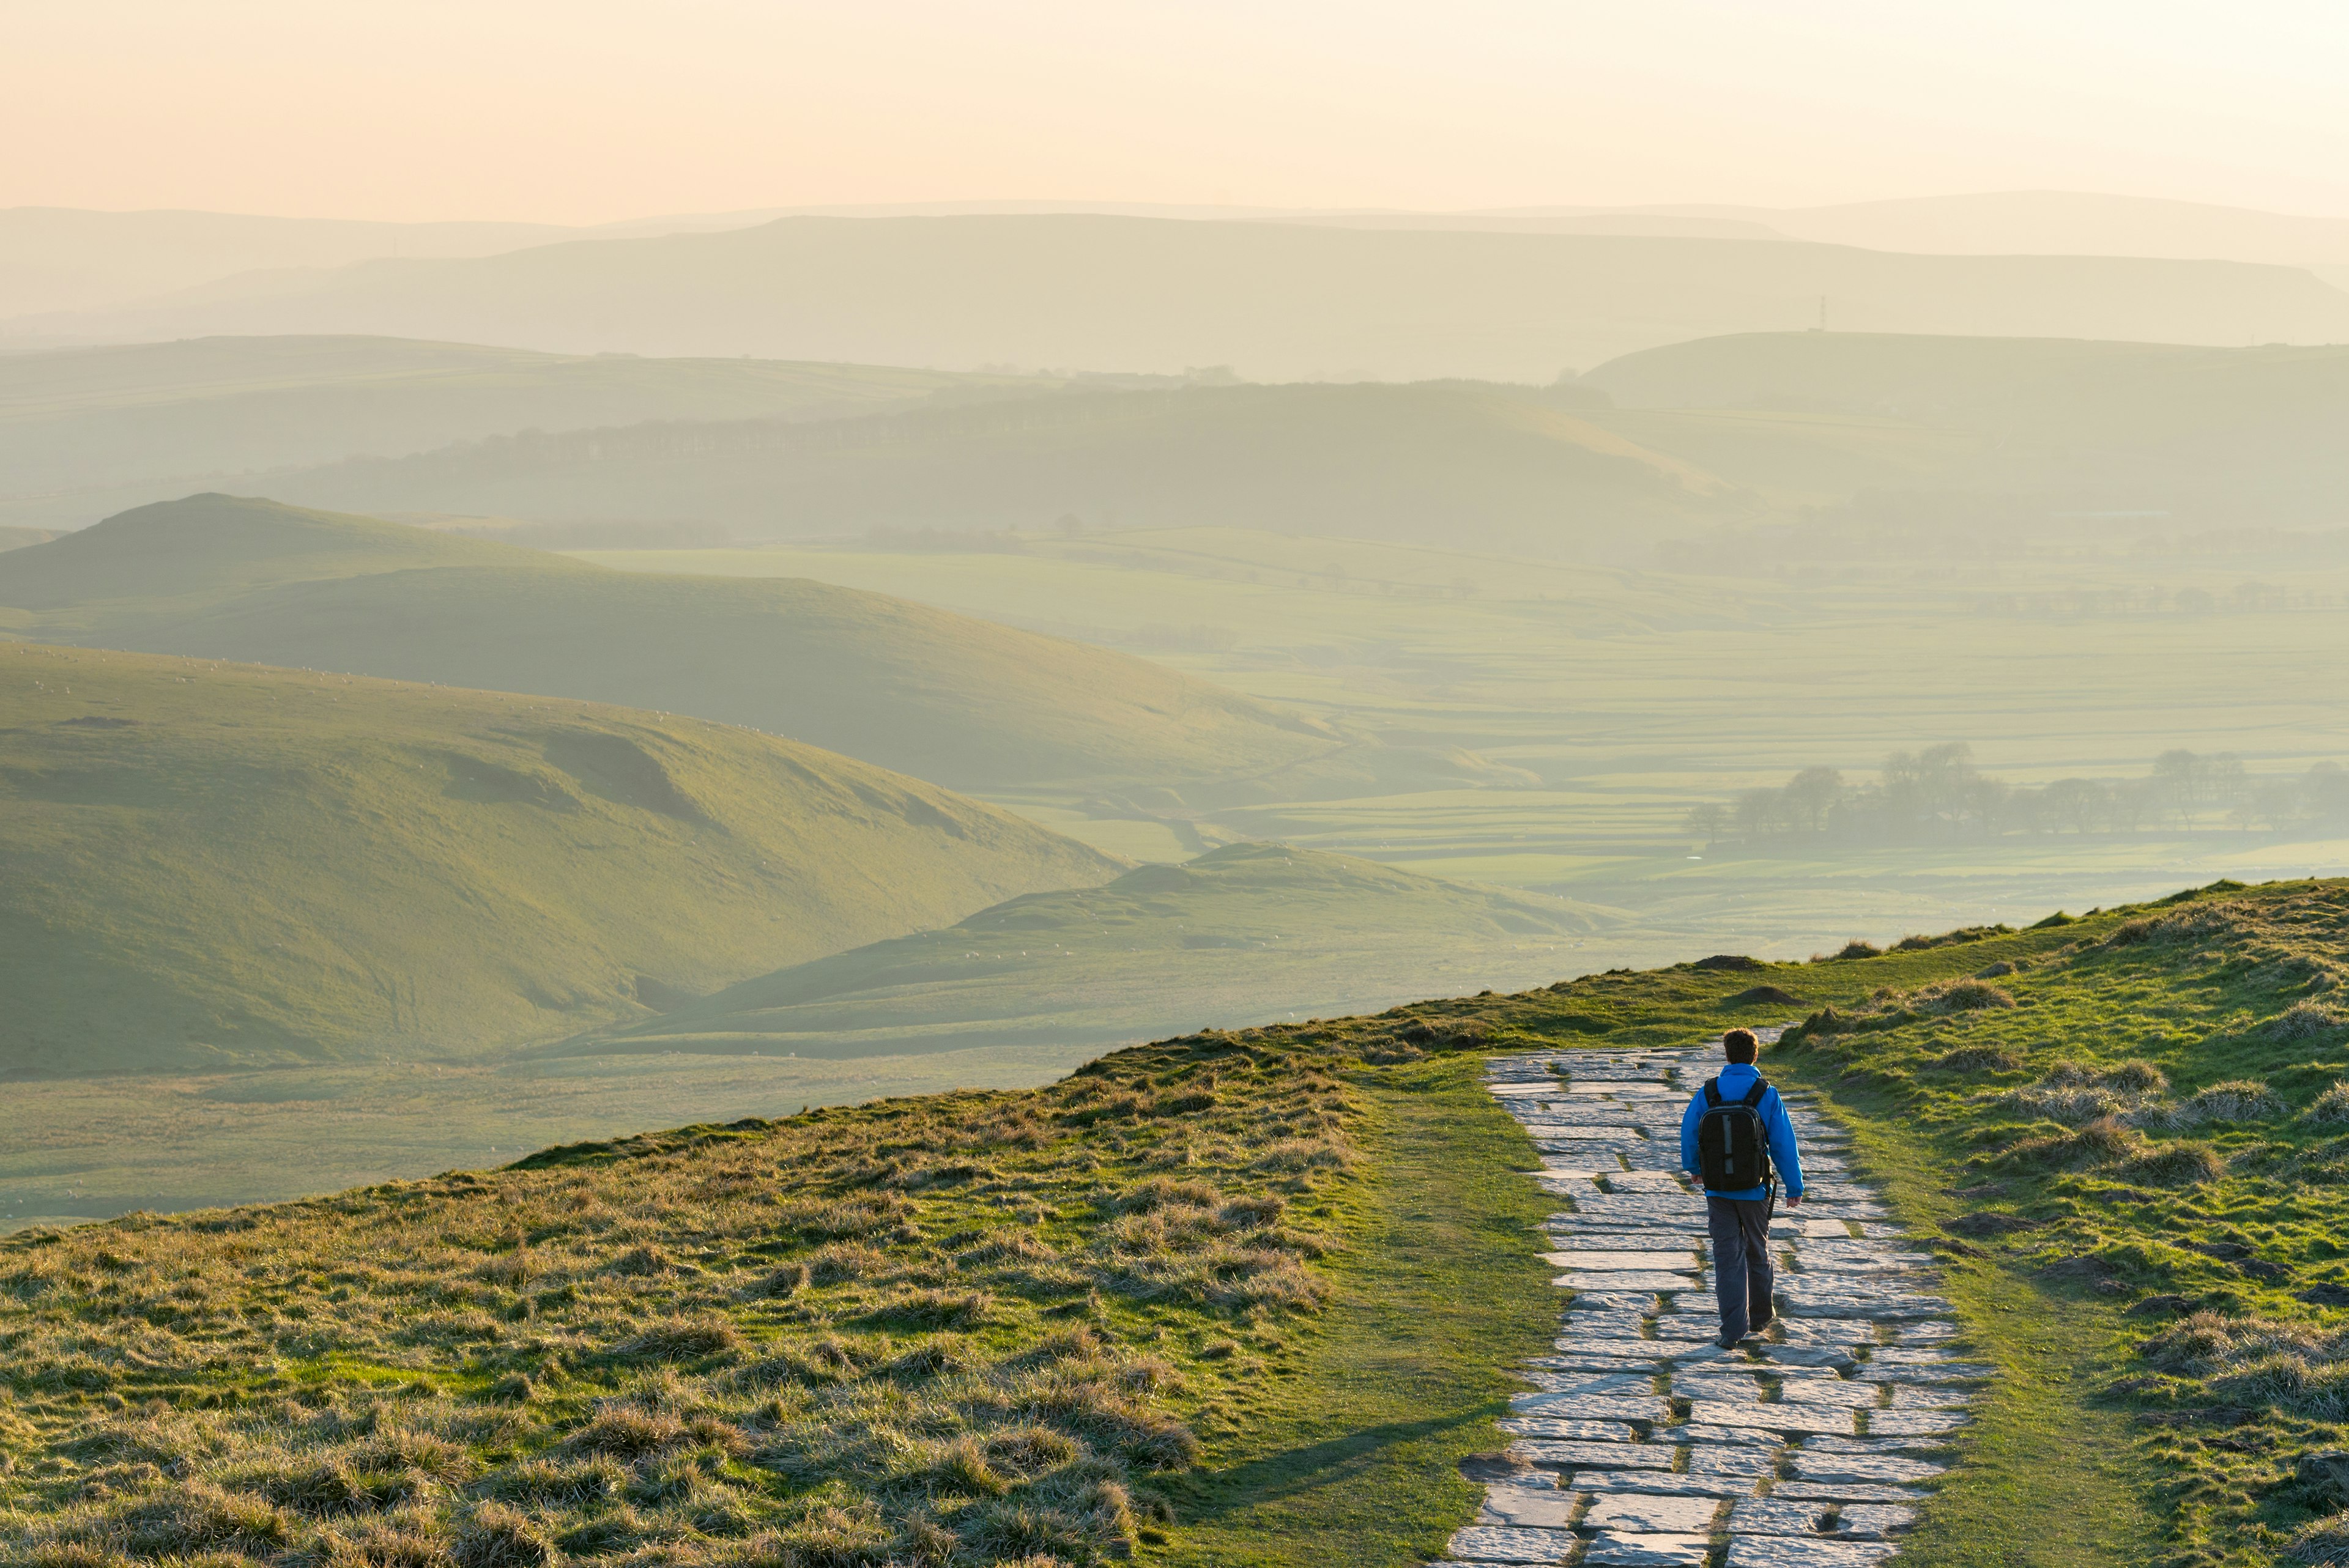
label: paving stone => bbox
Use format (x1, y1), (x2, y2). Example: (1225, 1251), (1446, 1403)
(1727, 1496), (1832, 1533)
(1774, 1319), (1881, 1346)
(1897, 1318), (1964, 1340)
(1791, 1451), (1948, 1484)
(1686, 1400), (1854, 1435)
(1668, 1373), (1765, 1403)
(1569, 1471), (1757, 1497)
(1780, 1293), (1954, 1320)
(1864, 1408), (1969, 1437)
(1477, 1484), (1581, 1528)
(1867, 1345), (1972, 1364)
(1520, 1370), (1656, 1396)
(1581, 1534), (1712, 1568)
(1852, 1361), (1995, 1383)
(1510, 1392), (1671, 1421)
(1771, 1481), (1930, 1504)
(1511, 1440), (1675, 1469)
(1445, 1525), (1580, 1562)
(1496, 1417), (1638, 1441)
(1724, 1539), (1897, 1567)
(1582, 1493), (1724, 1533)
(1805, 1433), (1954, 1455)
(1562, 1271), (1705, 1291)
(1551, 1231), (1707, 1251)
(1486, 1082), (1564, 1096)
(1777, 1380), (1883, 1408)
(1682, 1444), (1781, 1477)
(1885, 1382), (1975, 1408)
(1836, 1503), (1919, 1539)
(1675, 1423), (1787, 1446)
(1546, 1251), (1701, 1271)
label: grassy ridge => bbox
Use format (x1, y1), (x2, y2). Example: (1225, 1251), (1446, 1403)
(0, 495), (1334, 790)
(267, 382), (1732, 552)
(577, 843), (1614, 1060)
(0, 642), (1117, 1074)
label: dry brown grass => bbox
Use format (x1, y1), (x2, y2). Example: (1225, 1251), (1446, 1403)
(0, 1027), (1376, 1566)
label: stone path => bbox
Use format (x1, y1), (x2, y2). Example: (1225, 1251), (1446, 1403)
(1436, 1037), (1989, 1567)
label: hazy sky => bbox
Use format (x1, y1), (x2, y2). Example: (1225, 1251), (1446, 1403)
(9, 0), (2349, 224)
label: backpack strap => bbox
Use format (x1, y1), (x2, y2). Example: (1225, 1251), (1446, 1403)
(1740, 1078), (1768, 1109)
(1702, 1079), (1723, 1107)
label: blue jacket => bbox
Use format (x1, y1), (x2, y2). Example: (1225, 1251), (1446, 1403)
(1680, 1062), (1805, 1201)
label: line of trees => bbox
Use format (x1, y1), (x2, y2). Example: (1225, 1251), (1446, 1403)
(1685, 744), (2349, 846)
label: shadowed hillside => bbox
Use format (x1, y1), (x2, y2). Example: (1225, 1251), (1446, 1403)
(0, 495), (1335, 790)
(0, 642), (1119, 1075)
(565, 842), (1619, 1061)
(38, 215), (2349, 381)
(266, 382), (1735, 552)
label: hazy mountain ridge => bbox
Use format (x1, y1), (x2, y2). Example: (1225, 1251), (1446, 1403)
(26, 215), (2349, 382)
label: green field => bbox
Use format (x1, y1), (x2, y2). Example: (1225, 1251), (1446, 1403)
(578, 521), (2349, 960)
(0, 641), (1116, 1077)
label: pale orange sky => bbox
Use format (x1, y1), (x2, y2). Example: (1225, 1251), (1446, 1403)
(7, 0), (2349, 224)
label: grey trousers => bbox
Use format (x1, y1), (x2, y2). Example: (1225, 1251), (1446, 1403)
(1705, 1194), (1775, 1341)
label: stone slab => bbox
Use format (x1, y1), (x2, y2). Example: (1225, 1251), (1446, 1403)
(1520, 1370), (1656, 1395)
(1772, 1481), (1930, 1504)
(1685, 1400), (1855, 1435)
(1675, 1424), (1786, 1446)
(1549, 1232), (1706, 1251)
(1545, 1251), (1701, 1271)
(1791, 1451), (1948, 1484)
(1510, 1392), (1669, 1421)
(1561, 1271), (1705, 1291)
(1724, 1539), (1897, 1567)
(1727, 1496), (1832, 1534)
(1510, 1440), (1675, 1469)
(1864, 1408), (1969, 1436)
(1567, 1471), (1756, 1497)
(1778, 1380), (1883, 1408)
(1683, 1445), (1781, 1477)
(1445, 1525), (1579, 1562)
(1582, 1493), (1723, 1533)
(1477, 1484), (1581, 1528)
(1581, 1536), (1712, 1568)
(1496, 1417), (1637, 1441)
(1836, 1503), (1919, 1539)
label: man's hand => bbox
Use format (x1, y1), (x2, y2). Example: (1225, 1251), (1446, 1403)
(1785, 1191), (1803, 1208)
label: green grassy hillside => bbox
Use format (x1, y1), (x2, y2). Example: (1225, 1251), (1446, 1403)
(1586, 331), (2349, 520)
(0, 495), (1334, 790)
(12, 879), (2349, 1564)
(0, 642), (1119, 1076)
(0, 335), (1057, 530)
(267, 382), (1736, 553)
(568, 842), (1617, 1060)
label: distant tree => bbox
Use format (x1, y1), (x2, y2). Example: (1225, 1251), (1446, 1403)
(1684, 802), (1728, 846)
(1781, 767), (1844, 832)
(2043, 777), (2104, 834)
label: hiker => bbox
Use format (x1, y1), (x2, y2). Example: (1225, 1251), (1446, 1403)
(1680, 1026), (1805, 1347)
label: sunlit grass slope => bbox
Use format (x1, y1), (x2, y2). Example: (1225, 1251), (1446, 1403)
(10, 876), (2349, 1562)
(0, 642), (1119, 1076)
(266, 382), (1738, 553)
(566, 842), (1620, 1060)
(0, 495), (1333, 790)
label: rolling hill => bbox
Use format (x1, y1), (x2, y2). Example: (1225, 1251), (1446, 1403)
(32, 215), (2349, 382)
(0, 335), (1061, 530)
(562, 841), (1618, 1061)
(1586, 331), (2349, 520)
(0, 642), (1121, 1076)
(0, 495), (1335, 790)
(262, 381), (1738, 552)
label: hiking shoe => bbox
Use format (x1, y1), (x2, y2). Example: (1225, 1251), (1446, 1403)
(1716, 1333), (1740, 1349)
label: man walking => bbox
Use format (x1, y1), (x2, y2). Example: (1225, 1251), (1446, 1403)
(1680, 1026), (1805, 1347)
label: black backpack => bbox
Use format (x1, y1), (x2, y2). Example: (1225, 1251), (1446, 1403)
(1696, 1077), (1774, 1191)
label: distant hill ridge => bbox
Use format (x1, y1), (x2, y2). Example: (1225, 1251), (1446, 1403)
(0, 495), (1335, 790)
(0, 642), (1121, 1075)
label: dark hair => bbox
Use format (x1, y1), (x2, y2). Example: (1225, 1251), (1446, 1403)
(1722, 1027), (1759, 1064)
